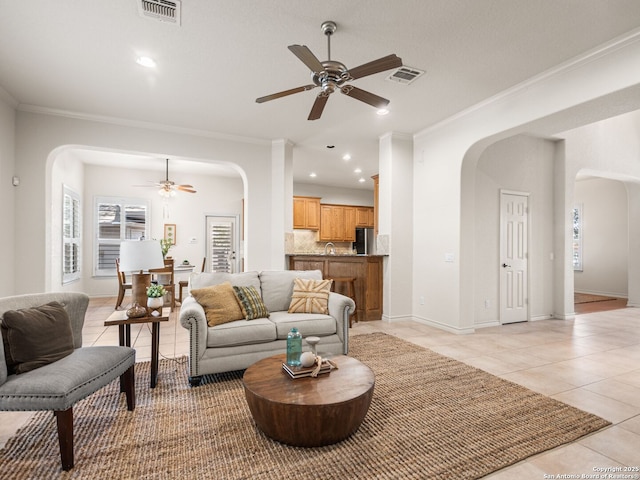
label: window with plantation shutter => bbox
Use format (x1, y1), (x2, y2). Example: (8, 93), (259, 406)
(94, 196), (150, 276)
(63, 186), (81, 284)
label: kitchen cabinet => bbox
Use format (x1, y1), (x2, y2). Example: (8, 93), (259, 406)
(288, 254), (384, 322)
(293, 196), (321, 230)
(320, 204), (356, 242)
(355, 207), (375, 228)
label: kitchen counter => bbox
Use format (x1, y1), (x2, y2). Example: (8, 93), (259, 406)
(287, 254), (383, 322)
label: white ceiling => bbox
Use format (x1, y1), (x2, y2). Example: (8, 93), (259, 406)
(2, 1), (640, 189)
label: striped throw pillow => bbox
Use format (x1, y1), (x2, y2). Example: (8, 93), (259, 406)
(233, 286), (270, 320)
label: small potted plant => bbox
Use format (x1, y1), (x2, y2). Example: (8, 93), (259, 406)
(146, 284), (166, 316)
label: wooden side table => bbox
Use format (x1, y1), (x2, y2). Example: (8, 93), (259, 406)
(104, 308), (169, 388)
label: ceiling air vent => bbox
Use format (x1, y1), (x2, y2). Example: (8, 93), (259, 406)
(386, 66), (425, 85)
(139, 0), (181, 24)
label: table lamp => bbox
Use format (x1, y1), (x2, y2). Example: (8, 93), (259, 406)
(118, 240), (165, 316)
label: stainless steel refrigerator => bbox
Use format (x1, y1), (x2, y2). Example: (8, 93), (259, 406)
(353, 228), (375, 255)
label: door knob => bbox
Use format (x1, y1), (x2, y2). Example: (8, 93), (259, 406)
(502, 263), (511, 268)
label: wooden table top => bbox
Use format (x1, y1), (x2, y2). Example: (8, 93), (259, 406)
(242, 354), (374, 406)
(104, 307), (170, 326)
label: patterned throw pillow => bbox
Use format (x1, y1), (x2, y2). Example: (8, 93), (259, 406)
(233, 286), (270, 320)
(287, 278), (333, 314)
(190, 282), (244, 327)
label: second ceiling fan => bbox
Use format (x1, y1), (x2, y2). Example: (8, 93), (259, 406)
(256, 21), (402, 120)
(135, 158), (196, 197)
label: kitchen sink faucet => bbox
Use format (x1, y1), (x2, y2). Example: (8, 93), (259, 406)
(324, 242), (336, 255)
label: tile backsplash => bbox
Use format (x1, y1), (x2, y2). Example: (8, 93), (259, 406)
(293, 230), (354, 254)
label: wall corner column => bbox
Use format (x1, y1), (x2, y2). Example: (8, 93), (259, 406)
(271, 139), (294, 269)
(378, 132), (414, 322)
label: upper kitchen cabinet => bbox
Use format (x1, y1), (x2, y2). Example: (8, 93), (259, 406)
(355, 207), (375, 228)
(293, 196), (321, 230)
(319, 204), (356, 242)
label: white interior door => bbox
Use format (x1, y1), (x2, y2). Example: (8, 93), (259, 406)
(500, 192), (529, 324)
(205, 215), (240, 273)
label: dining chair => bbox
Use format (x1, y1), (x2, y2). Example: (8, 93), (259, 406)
(149, 258), (176, 311)
(178, 257), (206, 303)
(114, 258), (132, 309)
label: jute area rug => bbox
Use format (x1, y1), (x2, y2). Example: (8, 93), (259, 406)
(1, 333), (609, 480)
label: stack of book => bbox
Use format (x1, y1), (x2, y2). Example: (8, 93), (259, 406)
(282, 360), (333, 379)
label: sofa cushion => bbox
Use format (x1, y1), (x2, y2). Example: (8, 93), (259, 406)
(189, 271), (260, 292)
(233, 286), (269, 320)
(288, 278), (332, 314)
(206, 318), (277, 348)
(259, 270), (323, 313)
(268, 311), (337, 340)
(1, 302), (75, 375)
(191, 282), (244, 327)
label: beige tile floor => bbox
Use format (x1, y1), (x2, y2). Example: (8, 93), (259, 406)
(2, 297), (640, 478)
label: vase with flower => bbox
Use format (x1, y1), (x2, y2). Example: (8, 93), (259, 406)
(146, 284), (166, 316)
(159, 238), (172, 259)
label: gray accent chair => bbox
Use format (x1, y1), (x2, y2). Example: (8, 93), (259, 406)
(0, 292), (136, 471)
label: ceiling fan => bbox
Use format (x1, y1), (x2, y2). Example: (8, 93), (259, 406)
(256, 21), (402, 120)
(135, 158), (197, 197)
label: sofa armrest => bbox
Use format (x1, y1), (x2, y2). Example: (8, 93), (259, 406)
(179, 296), (209, 377)
(328, 292), (354, 354)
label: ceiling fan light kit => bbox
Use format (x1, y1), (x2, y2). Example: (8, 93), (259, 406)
(134, 158), (197, 196)
(256, 20), (402, 120)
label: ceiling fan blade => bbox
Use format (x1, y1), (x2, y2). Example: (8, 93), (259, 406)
(177, 185), (197, 193)
(308, 93), (329, 121)
(347, 54), (403, 80)
(256, 84), (317, 103)
(288, 45), (325, 73)
(340, 85), (390, 109)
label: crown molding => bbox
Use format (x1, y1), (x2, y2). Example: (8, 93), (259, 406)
(16, 103), (271, 146)
(0, 85), (18, 108)
(415, 26), (640, 140)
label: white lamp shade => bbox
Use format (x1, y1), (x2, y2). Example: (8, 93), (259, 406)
(118, 240), (165, 272)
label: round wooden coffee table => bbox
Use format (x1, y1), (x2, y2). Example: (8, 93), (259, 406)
(242, 354), (375, 447)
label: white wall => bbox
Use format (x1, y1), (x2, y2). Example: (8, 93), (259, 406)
(14, 110), (278, 295)
(293, 183), (374, 206)
(413, 30), (640, 333)
(49, 155), (243, 297)
(0, 94), (16, 296)
(573, 178), (628, 297)
(559, 111), (640, 307)
(474, 135), (556, 326)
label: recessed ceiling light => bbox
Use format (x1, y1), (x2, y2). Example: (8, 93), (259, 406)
(358, 178), (366, 183)
(309, 172), (317, 178)
(136, 56), (157, 68)
(342, 154), (351, 161)
(376, 108), (389, 116)
(354, 168), (362, 174)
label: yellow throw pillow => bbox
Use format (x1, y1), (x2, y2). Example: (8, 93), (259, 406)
(191, 282), (244, 327)
(288, 278), (332, 314)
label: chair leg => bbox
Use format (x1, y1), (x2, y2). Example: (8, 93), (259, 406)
(54, 408), (74, 471)
(115, 287), (124, 309)
(122, 365), (136, 411)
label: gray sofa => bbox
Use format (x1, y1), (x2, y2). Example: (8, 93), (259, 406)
(179, 270), (354, 386)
